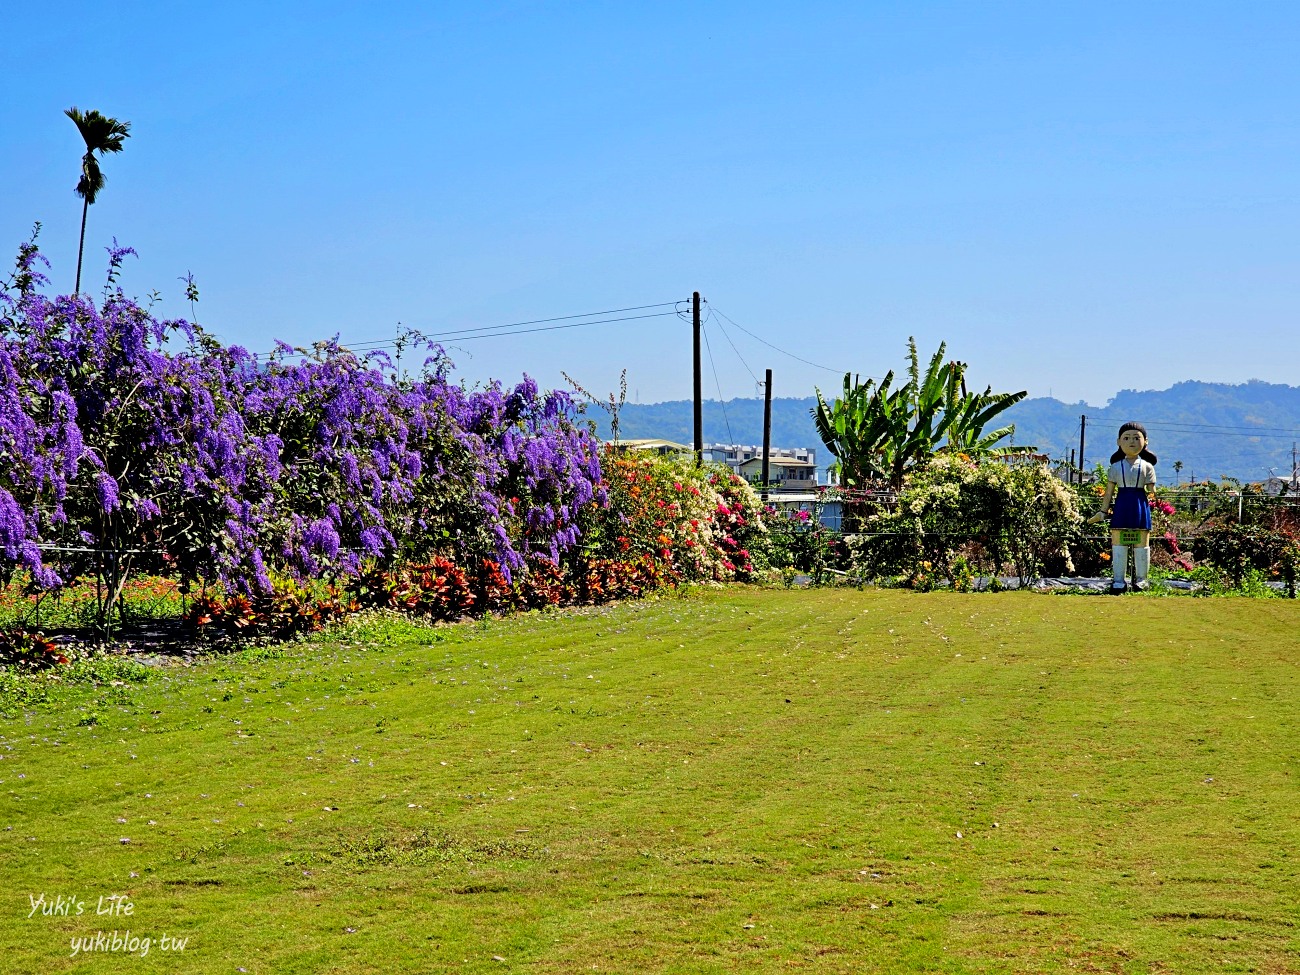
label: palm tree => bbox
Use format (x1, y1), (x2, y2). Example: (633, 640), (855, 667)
(66, 107), (131, 294)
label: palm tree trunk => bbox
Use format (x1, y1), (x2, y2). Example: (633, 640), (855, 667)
(75, 196), (89, 294)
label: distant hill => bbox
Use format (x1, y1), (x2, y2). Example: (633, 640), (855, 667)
(591, 380), (1300, 484)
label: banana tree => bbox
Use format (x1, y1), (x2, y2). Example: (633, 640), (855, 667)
(813, 338), (1031, 493)
(813, 370), (901, 488)
(940, 384), (1029, 457)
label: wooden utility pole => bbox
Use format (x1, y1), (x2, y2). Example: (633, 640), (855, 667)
(760, 369), (773, 502)
(1077, 415), (1087, 485)
(692, 292), (702, 464)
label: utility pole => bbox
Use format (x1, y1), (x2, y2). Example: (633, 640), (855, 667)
(1077, 415), (1087, 485)
(760, 369), (773, 503)
(692, 291), (702, 465)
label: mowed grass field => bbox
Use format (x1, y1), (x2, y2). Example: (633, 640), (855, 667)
(2, 587), (1298, 974)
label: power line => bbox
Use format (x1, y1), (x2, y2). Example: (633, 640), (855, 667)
(1079, 415), (1299, 442)
(346, 312), (679, 349)
(707, 304), (847, 377)
(1081, 413), (1294, 434)
(1166, 424), (1297, 437)
(419, 310), (679, 345)
(1159, 429), (1299, 441)
(708, 311), (759, 386)
(701, 324), (734, 444)
(247, 301), (685, 358)
(1081, 413), (1298, 435)
(345, 301), (684, 349)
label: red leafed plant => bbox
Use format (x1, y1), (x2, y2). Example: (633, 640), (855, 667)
(0, 628), (69, 669)
(183, 580), (359, 640)
(353, 557), (477, 621)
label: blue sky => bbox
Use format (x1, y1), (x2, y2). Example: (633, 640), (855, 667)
(5, 2), (1298, 407)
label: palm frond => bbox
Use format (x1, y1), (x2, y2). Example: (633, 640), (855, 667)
(66, 107), (130, 205)
(75, 153), (104, 204)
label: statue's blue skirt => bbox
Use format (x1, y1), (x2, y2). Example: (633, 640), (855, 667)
(1111, 487), (1151, 531)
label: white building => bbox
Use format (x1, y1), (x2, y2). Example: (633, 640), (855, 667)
(737, 455), (818, 490)
(702, 443), (818, 484)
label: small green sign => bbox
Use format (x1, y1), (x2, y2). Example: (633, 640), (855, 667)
(1118, 529), (1143, 546)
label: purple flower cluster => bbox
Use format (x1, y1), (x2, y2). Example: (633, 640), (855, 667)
(0, 233), (607, 606)
(424, 375), (605, 576)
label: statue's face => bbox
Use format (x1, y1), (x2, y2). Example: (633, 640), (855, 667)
(1117, 428), (1146, 460)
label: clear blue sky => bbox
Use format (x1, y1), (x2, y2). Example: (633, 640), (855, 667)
(5, 2), (1298, 407)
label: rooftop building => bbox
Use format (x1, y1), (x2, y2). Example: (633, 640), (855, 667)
(702, 443), (819, 483)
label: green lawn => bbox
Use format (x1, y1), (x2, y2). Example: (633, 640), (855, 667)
(2, 587), (1297, 973)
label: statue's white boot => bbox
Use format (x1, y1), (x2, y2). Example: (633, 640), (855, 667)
(1111, 545), (1129, 593)
(1134, 546), (1150, 591)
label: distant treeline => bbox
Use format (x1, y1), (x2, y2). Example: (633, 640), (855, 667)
(593, 380), (1300, 485)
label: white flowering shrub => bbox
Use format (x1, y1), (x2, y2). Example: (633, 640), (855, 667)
(853, 456), (1083, 587)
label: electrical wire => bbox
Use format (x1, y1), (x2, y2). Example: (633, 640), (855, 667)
(419, 310), (680, 345)
(1151, 429), (1296, 442)
(701, 324), (734, 444)
(1159, 420), (1297, 434)
(707, 304), (856, 377)
(1075, 417), (1299, 459)
(1079, 413), (1299, 436)
(699, 310), (1297, 445)
(253, 302), (685, 357)
(347, 301), (682, 349)
(709, 311), (760, 386)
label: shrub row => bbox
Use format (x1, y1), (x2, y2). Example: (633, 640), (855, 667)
(176, 455), (779, 644)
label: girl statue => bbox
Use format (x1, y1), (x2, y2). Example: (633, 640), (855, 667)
(1087, 421), (1157, 593)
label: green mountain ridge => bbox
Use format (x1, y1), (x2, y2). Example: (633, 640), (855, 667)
(594, 380), (1300, 484)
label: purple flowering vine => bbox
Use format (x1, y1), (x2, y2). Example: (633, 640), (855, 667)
(1, 230), (608, 627)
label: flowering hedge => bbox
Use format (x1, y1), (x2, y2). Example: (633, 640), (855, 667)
(578, 452), (769, 584)
(178, 451), (773, 642)
(851, 456), (1083, 587)
(0, 234), (603, 630)
(2, 235), (792, 648)
(0, 230), (813, 653)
